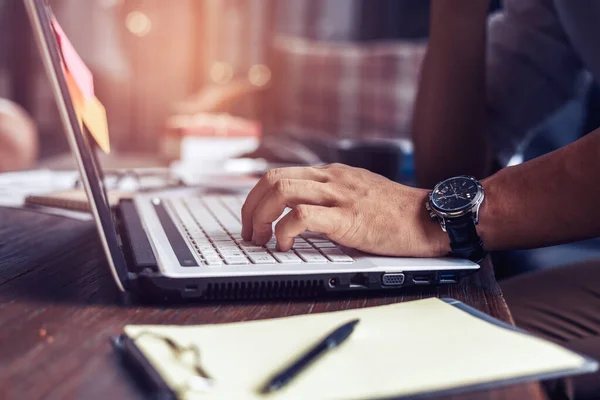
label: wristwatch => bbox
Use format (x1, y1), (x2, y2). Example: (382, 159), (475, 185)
(425, 176), (486, 262)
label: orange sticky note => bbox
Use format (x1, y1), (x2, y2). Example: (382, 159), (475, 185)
(65, 70), (84, 128)
(51, 16), (94, 100)
(51, 15), (109, 153)
(82, 97), (111, 154)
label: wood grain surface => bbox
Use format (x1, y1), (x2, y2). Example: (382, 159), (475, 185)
(0, 207), (546, 400)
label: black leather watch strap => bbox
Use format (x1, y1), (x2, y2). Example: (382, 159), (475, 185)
(445, 214), (486, 263)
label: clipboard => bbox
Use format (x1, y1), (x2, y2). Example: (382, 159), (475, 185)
(111, 298), (598, 400)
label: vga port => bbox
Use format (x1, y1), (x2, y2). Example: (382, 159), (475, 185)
(382, 273), (405, 286)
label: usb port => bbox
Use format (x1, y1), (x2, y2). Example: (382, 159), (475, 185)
(412, 275), (431, 285)
(439, 273), (457, 284)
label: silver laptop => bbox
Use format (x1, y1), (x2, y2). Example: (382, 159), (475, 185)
(25, 0), (479, 300)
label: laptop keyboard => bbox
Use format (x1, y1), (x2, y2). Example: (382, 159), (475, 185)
(166, 195), (355, 266)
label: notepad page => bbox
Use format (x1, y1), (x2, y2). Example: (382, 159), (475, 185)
(124, 298), (587, 400)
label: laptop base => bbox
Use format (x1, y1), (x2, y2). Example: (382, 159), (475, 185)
(117, 200), (477, 302)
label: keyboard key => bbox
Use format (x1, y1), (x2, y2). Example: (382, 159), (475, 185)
(213, 242), (237, 248)
(200, 250), (219, 258)
(211, 234), (234, 240)
(204, 229), (227, 236)
(321, 248), (355, 263)
(306, 238), (330, 244)
(210, 235), (232, 241)
(187, 228), (204, 236)
(189, 233), (207, 240)
(213, 244), (238, 251)
(224, 256), (250, 265)
(196, 245), (216, 252)
(204, 258), (223, 266)
(248, 253), (277, 264)
(213, 243), (237, 250)
(292, 243), (313, 249)
(271, 252), (303, 264)
(313, 242), (337, 249)
(221, 196), (242, 216)
(295, 249), (328, 264)
(242, 246), (267, 253)
(204, 197), (242, 232)
(320, 248), (348, 255)
(218, 250), (245, 257)
(203, 253), (222, 260)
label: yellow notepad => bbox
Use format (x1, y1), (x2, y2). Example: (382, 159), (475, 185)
(25, 189), (127, 212)
(119, 298), (596, 400)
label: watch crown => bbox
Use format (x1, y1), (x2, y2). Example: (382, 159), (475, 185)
(425, 202), (431, 211)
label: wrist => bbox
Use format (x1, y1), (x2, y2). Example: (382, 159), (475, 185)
(422, 176), (490, 261)
(477, 174), (502, 252)
(416, 189), (451, 257)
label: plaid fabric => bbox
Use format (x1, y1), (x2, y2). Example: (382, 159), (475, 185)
(269, 36), (426, 143)
(274, 0), (362, 41)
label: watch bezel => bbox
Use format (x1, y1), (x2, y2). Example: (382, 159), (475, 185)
(428, 176), (485, 219)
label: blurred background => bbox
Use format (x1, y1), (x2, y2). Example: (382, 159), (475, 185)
(1, 0), (435, 172)
(2, 0), (594, 171)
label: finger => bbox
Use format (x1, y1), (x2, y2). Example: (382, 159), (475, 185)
(251, 180), (338, 245)
(241, 167), (328, 240)
(274, 205), (345, 252)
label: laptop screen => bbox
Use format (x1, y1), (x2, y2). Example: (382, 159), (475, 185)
(24, 0), (129, 291)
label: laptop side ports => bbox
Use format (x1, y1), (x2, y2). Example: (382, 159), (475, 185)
(412, 274), (432, 285)
(349, 273), (369, 289)
(382, 273), (405, 287)
(438, 273), (458, 284)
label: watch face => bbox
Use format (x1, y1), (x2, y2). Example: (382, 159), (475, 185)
(431, 176), (480, 212)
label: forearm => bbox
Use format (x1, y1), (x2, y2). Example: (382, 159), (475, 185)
(413, 1), (491, 188)
(478, 130), (600, 251)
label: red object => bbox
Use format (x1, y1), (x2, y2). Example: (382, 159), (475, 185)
(50, 16), (95, 100)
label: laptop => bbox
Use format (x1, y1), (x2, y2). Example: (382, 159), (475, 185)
(24, 0), (479, 301)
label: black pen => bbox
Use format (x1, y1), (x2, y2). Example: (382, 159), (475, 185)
(260, 319), (360, 394)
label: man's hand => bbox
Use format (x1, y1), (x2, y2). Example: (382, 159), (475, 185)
(241, 164), (449, 257)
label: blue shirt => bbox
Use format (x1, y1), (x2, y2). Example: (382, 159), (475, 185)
(487, 0), (600, 165)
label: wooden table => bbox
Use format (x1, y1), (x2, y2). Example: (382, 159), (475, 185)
(0, 206), (547, 400)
